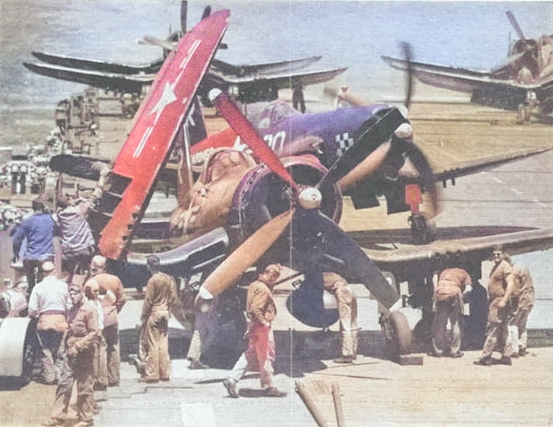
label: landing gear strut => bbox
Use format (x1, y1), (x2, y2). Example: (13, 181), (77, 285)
(409, 213), (435, 245)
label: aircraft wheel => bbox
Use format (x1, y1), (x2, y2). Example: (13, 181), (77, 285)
(18, 329), (36, 386)
(387, 311), (413, 358)
(0, 319), (37, 389)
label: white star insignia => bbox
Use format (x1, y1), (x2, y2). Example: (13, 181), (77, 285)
(150, 82), (177, 123)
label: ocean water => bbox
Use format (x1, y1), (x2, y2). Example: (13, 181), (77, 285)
(0, 0), (552, 299)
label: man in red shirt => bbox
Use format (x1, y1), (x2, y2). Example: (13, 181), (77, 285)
(223, 264), (286, 398)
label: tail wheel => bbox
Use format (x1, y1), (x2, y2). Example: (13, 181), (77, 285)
(388, 310), (413, 357)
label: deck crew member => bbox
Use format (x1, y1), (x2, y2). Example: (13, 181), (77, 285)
(292, 81), (306, 113)
(84, 279), (107, 392)
(12, 198), (55, 296)
(47, 283), (99, 427)
(474, 246), (517, 366)
(28, 261), (70, 384)
(223, 264), (286, 398)
(335, 84), (351, 109)
(186, 293), (217, 370)
(323, 272), (359, 363)
(89, 255), (126, 386)
(55, 196), (96, 283)
(138, 255), (178, 383)
(430, 267), (472, 358)
(505, 256), (535, 357)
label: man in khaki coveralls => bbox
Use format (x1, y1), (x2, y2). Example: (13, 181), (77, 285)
(84, 279), (107, 392)
(506, 260), (535, 357)
(46, 283), (99, 427)
(474, 247), (517, 366)
(513, 266), (535, 356)
(223, 264), (286, 398)
(139, 255), (178, 383)
(89, 255), (126, 386)
(430, 267), (472, 358)
(323, 272), (359, 363)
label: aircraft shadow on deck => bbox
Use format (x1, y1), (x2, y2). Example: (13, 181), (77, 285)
(118, 325), (392, 375)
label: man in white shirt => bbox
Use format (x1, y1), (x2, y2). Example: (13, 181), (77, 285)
(28, 261), (71, 384)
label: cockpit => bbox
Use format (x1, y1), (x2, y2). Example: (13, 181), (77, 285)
(255, 101), (299, 130)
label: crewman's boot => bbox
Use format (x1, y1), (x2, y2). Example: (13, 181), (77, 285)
(473, 356), (493, 366)
(519, 348), (528, 357)
(189, 359), (210, 370)
(265, 387), (287, 397)
(496, 356), (512, 366)
(223, 378), (239, 398)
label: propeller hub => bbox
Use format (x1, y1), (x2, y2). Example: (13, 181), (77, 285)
(394, 122), (413, 139)
(298, 187), (322, 210)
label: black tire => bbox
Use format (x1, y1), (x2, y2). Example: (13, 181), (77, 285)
(18, 329), (36, 386)
(388, 311), (413, 356)
(0, 321), (37, 390)
(410, 214), (432, 245)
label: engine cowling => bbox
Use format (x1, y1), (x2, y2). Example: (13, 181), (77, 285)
(227, 154), (342, 244)
(227, 155), (343, 328)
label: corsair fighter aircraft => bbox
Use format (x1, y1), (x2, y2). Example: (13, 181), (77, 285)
(382, 11), (553, 120)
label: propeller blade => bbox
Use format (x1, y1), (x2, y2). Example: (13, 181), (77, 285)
(180, 1), (187, 33)
(401, 140), (439, 216)
(401, 42), (414, 109)
(209, 89), (298, 191)
(337, 140), (392, 191)
(506, 10), (526, 43)
(143, 35), (176, 51)
(289, 211), (400, 310)
(200, 209), (295, 298)
(317, 107), (407, 190)
(201, 5), (212, 20)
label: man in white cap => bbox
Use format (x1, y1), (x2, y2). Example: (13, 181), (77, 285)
(28, 260), (71, 384)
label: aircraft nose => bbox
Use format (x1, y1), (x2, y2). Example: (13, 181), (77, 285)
(298, 187), (322, 209)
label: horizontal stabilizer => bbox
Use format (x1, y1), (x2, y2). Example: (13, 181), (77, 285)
(23, 62), (152, 93)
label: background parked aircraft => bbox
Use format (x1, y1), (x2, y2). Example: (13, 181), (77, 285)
(382, 10), (553, 121)
(23, 2), (346, 105)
